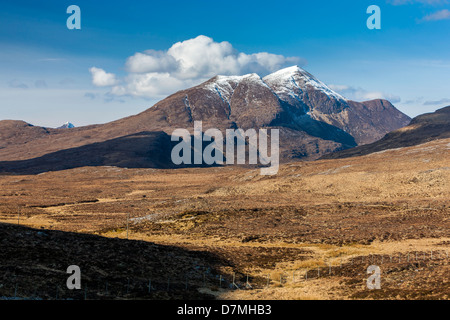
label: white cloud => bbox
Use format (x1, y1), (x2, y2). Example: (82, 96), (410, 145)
(327, 84), (349, 92)
(89, 67), (118, 87)
(92, 35), (305, 98)
(110, 72), (189, 97)
(423, 98), (450, 105)
(329, 84), (401, 103)
(126, 50), (179, 74)
(421, 9), (450, 21)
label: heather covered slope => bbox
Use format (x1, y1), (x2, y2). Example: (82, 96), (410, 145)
(0, 138), (448, 300)
(0, 223), (224, 300)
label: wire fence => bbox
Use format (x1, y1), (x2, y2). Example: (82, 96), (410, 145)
(1, 250), (448, 300)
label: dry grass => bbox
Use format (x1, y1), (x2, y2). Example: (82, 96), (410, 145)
(0, 138), (449, 299)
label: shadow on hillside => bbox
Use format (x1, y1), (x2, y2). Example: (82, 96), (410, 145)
(0, 223), (234, 300)
(272, 101), (357, 148)
(0, 131), (219, 175)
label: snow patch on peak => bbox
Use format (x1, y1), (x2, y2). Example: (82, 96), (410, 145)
(57, 122), (75, 129)
(267, 65), (305, 77)
(263, 66), (347, 102)
(210, 73), (262, 86)
(203, 66), (347, 108)
(205, 73), (267, 102)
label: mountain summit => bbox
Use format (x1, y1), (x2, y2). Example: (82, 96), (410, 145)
(57, 122), (75, 129)
(134, 66), (410, 159)
(0, 66), (411, 173)
(264, 65), (347, 104)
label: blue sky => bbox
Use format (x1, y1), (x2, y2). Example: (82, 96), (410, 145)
(1, 0), (449, 127)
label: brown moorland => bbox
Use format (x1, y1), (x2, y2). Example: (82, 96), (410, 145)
(0, 137), (449, 300)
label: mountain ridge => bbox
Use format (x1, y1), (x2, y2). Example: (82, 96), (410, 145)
(321, 105), (450, 159)
(0, 66), (411, 172)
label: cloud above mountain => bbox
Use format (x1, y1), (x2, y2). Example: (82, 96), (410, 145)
(90, 35), (305, 98)
(423, 98), (450, 105)
(89, 67), (119, 87)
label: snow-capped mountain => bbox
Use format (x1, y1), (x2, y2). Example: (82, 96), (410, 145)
(264, 65), (347, 103)
(57, 122), (75, 129)
(148, 66), (410, 149)
(0, 66), (411, 172)
(202, 66), (348, 120)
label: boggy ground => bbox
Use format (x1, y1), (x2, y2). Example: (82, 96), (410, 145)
(0, 138), (449, 300)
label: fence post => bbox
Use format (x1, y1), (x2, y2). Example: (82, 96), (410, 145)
(246, 274), (252, 289)
(126, 213), (130, 239)
(232, 273), (240, 290)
